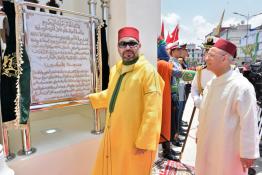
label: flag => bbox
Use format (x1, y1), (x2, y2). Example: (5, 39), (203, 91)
(252, 31), (260, 62)
(161, 21), (165, 39)
(214, 10), (225, 37)
(19, 46), (31, 124)
(95, 20), (110, 90)
(166, 24), (179, 44)
(165, 31), (172, 43)
(100, 20), (110, 90)
(1, 1), (18, 123)
(172, 24), (179, 42)
(1, 1), (31, 124)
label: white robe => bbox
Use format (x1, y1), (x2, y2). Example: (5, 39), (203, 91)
(195, 70), (260, 175)
(191, 68), (215, 108)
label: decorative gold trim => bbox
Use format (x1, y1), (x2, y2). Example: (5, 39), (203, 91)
(96, 23), (103, 92)
(2, 120), (27, 130)
(31, 101), (90, 112)
(31, 97), (89, 105)
(12, 3), (24, 128)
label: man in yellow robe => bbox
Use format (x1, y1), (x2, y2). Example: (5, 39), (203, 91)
(88, 27), (164, 175)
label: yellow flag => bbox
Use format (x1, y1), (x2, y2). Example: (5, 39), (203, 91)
(214, 10), (225, 37)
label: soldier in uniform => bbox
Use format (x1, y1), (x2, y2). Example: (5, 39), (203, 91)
(169, 43), (195, 147)
(191, 37), (216, 108)
(157, 37), (180, 161)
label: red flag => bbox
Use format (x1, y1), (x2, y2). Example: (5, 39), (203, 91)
(161, 21), (165, 38)
(166, 31), (172, 44)
(171, 24), (179, 43)
(166, 25), (179, 44)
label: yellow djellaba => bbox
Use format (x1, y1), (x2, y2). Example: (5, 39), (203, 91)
(89, 55), (164, 175)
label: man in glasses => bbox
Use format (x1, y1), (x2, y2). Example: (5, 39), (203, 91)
(195, 38), (260, 175)
(88, 26), (164, 175)
(191, 36), (216, 108)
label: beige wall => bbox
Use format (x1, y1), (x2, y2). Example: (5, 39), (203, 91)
(108, 0), (161, 67)
(62, 0), (161, 67)
(62, 0), (88, 14)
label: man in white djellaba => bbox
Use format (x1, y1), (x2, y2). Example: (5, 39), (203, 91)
(195, 38), (260, 175)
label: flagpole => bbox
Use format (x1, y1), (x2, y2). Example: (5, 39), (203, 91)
(101, 0), (109, 40)
(89, 0), (103, 135)
(214, 10), (225, 37)
(16, 2), (36, 157)
(161, 21), (165, 38)
(179, 107), (196, 160)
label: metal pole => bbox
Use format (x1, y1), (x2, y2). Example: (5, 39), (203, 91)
(89, 0), (103, 134)
(246, 15), (249, 61)
(101, 0), (109, 39)
(13, 2), (36, 157)
(101, 0), (109, 22)
(179, 106), (196, 160)
(2, 127), (15, 161)
(17, 124), (36, 156)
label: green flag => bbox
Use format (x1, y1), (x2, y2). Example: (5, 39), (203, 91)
(252, 32), (260, 62)
(19, 46), (31, 124)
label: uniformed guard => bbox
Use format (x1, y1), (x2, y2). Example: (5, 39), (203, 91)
(191, 37), (216, 107)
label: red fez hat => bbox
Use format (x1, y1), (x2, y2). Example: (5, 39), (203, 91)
(118, 27), (139, 41)
(214, 38), (237, 58)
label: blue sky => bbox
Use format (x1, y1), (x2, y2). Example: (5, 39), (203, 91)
(161, 0), (262, 45)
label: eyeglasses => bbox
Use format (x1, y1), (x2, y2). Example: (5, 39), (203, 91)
(118, 41), (139, 48)
(206, 52), (226, 58)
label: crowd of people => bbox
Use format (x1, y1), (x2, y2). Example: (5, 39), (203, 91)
(0, 2), (260, 173)
(88, 26), (260, 175)
(157, 37), (195, 161)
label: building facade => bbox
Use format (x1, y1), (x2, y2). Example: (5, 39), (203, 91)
(187, 43), (203, 66)
(239, 26), (262, 62)
(206, 23), (262, 63)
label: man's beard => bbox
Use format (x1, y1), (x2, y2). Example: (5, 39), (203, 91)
(122, 50), (138, 61)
